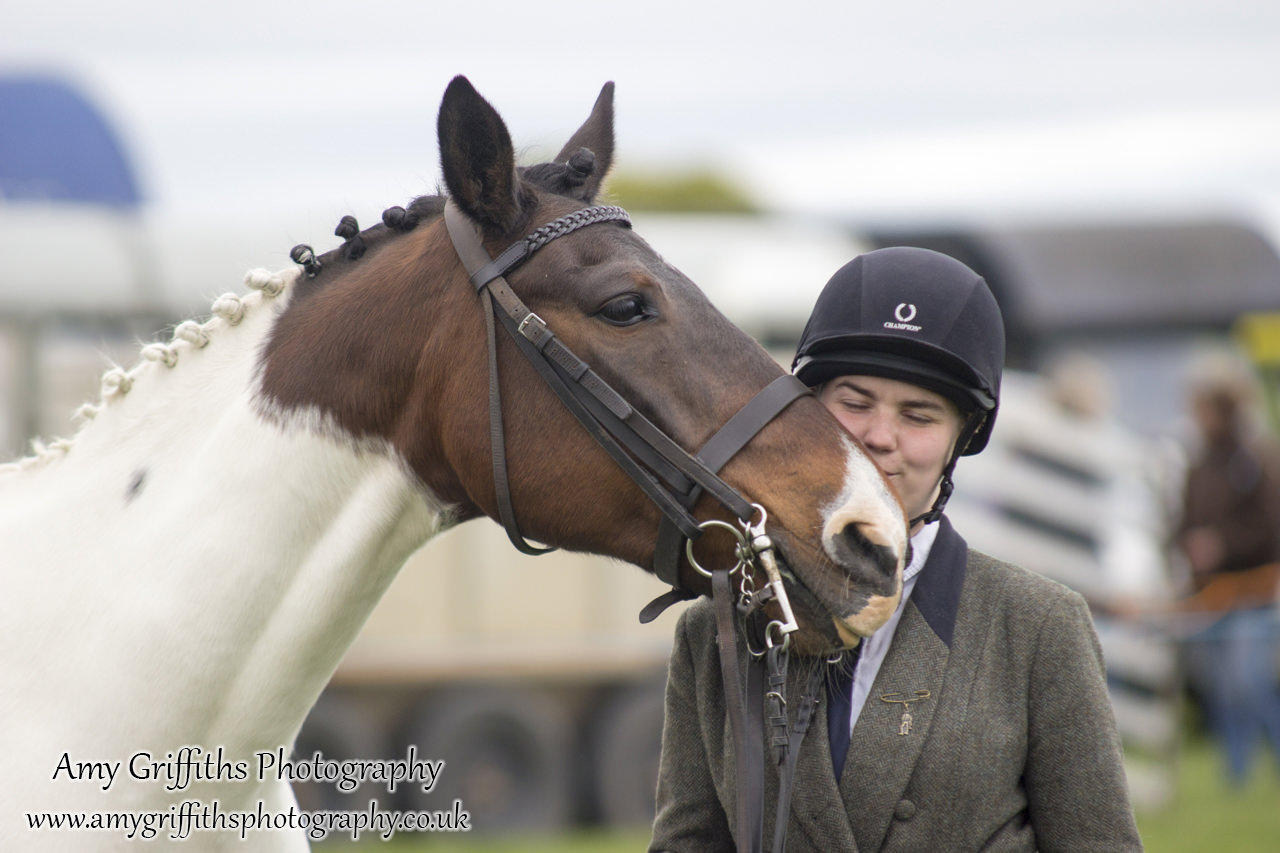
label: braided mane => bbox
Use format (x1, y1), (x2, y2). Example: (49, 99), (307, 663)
(0, 157), (599, 475)
(292, 153), (594, 287)
(0, 268), (297, 474)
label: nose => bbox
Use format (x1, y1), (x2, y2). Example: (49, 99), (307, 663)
(857, 410), (896, 454)
(830, 520), (903, 583)
(823, 514), (906, 621)
(806, 436), (909, 641)
(820, 442), (908, 584)
(819, 435), (911, 601)
(821, 508), (907, 637)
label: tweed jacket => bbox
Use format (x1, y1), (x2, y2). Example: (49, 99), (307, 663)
(650, 517), (1142, 852)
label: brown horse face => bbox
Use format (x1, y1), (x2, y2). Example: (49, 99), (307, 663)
(433, 77), (907, 653)
(260, 77), (907, 654)
(507, 215), (909, 652)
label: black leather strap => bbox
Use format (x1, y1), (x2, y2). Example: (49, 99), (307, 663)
(445, 200), (775, 554)
(700, 374), (811, 472)
(446, 199), (826, 853)
(650, 375), (812, 601)
(770, 664), (824, 853)
(714, 570), (761, 853)
(492, 306), (710, 540)
(715, 579), (825, 853)
(482, 287), (553, 554)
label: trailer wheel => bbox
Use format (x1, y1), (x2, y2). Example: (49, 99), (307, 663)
(592, 680), (665, 827)
(399, 686), (574, 832)
(292, 690), (387, 811)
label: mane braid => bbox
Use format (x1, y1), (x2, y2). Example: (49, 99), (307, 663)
(0, 267), (300, 475)
(2, 175), (575, 475)
(289, 167), (594, 289)
(291, 195), (448, 292)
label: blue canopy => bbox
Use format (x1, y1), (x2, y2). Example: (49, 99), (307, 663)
(0, 76), (142, 208)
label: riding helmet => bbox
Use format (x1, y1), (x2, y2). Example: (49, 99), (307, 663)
(791, 246), (1005, 455)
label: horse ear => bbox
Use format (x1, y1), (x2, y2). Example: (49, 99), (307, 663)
(438, 76), (524, 232)
(552, 82), (615, 202)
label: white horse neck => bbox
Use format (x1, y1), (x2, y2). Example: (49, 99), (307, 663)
(0, 269), (451, 823)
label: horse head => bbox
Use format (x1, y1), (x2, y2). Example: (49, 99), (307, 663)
(259, 76), (907, 653)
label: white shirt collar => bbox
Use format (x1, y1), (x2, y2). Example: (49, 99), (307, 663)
(903, 519), (939, 587)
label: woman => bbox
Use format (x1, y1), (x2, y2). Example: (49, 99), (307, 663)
(1177, 351), (1280, 785)
(650, 247), (1141, 852)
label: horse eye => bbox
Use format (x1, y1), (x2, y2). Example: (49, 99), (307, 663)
(596, 294), (654, 326)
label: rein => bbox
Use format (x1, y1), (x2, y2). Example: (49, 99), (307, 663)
(443, 200), (819, 852)
(689, 509), (826, 853)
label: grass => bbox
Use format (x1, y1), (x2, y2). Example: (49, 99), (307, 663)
(1135, 733), (1280, 852)
(315, 735), (1277, 852)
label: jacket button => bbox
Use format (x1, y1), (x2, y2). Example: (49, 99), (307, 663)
(894, 799), (917, 821)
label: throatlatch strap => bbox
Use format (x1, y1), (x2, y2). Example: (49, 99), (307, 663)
(483, 287), (553, 554)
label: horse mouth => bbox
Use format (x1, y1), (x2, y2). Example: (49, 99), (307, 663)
(771, 538), (904, 655)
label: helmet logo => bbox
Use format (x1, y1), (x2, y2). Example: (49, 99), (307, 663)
(885, 303), (922, 332)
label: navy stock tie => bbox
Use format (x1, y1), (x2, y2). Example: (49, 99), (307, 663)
(827, 643), (862, 780)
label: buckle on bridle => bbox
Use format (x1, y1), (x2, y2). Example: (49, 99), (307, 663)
(517, 312), (550, 346)
(517, 312), (544, 337)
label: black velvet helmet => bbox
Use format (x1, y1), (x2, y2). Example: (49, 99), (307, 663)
(792, 246), (1005, 455)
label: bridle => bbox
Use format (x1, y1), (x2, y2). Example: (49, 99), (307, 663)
(443, 199), (808, 567)
(444, 199), (827, 853)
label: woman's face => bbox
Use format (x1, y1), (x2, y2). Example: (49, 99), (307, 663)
(819, 374), (964, 531)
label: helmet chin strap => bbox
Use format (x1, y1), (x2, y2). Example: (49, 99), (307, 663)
(910, 471), (954, 528)
(909, 410), (985, 528)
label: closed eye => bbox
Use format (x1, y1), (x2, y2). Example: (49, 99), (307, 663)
(596, 293), (657, 326)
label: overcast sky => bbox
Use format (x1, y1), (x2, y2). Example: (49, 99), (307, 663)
(4, 0), (1280, 225)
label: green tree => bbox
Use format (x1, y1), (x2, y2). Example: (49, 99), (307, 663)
(603, 169), (759, 214)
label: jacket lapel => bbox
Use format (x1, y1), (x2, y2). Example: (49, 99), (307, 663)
(838, 518), (968, 852)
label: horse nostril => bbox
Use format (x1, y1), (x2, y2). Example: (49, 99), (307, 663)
(832, 522), (901, 577)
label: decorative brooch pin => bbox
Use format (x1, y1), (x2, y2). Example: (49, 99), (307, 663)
(879, 690), (931, 735)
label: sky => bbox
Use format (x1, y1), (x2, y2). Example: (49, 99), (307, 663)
(2, 1), (1280, 443)
(5, 0), (1280, 227)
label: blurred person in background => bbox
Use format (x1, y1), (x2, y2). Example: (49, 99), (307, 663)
(1177, 349), (1280, 786)
(650, 248), (1141, 852)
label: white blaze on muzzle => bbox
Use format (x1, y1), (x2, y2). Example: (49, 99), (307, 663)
(821, 436), (909, 639)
